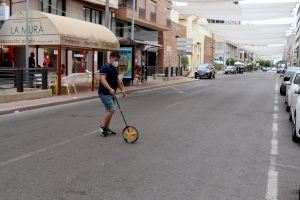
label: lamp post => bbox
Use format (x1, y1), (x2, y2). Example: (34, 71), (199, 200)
(131, 0), (136, 41)
(25, 0), (29, 69)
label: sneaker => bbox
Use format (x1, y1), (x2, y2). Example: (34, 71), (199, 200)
(106, 128), (117, 135)
(98, 126), (108, 137)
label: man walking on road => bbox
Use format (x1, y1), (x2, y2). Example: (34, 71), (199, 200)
(98, 51), (125, 137)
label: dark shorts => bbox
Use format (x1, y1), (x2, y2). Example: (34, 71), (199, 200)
(99, 93), (116, 112)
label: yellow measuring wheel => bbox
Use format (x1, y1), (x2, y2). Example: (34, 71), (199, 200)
(115, 97), (139, 144)
(122, 126), (139, 144)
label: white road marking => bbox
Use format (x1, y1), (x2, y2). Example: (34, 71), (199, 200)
(272, 123), (278, 132)
(271, 140), (278, 156)
(265, 169), (278, 200)
(166, 101), (184, 109)
(168, 86), (185, 94)
(265, 82), (279, 200)
(0, 130), (97, 168)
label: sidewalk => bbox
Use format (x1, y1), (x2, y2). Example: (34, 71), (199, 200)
(0, 77), (199, 115)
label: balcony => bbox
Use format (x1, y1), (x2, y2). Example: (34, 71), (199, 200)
(115, 5), (170, 31)
(139, 7), (146, 19)
(150, 12), (156, 23)
(118, 1), (133, 9)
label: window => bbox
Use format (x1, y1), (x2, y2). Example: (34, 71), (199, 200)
(116, 22), (124, 38)
(41, 0), (66, 16)
(150, 0), (157, 13)
(150, 0), (157, 22)
(139, 0), (145, 9)
(84, 7), (102, 24)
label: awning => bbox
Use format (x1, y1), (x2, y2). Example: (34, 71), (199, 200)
(0, 10), (119, 51)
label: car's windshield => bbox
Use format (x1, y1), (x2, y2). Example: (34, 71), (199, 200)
(226, 66), (233, 69)
(198, 64), (210, 70)
(286, 70), (299, 78)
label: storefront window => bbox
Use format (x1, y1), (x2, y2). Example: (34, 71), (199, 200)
(43, 48), (57, 71)
(0, 47), (14, 68)
(72, 51), (88, 73)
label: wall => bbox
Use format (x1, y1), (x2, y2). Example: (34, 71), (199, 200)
(204, 36), (213, 63)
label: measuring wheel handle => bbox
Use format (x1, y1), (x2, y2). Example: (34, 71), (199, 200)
(122, 126), (139, 144)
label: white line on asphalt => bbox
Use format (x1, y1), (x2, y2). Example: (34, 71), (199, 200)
(168, 86), (185, 94)
(266, 169), (278, 200)
(0, 130), (98, 168)
(275, 163), (300, 171)
(265, 83), (279, 200)
(166, 101), (184, 109)
(272, 123), (278, 133)
(271, 139), (278, 156)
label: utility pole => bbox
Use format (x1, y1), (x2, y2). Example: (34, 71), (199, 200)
(211, 33), (215, 64)
(25, 0), (29, 69)
(105, 0), (110, 28)
(131, 0), (136, 41)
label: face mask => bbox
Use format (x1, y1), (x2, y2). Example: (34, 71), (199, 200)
(112, 61), (119, 68)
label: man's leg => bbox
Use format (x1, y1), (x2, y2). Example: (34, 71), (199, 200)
(102, 111), (114, 129)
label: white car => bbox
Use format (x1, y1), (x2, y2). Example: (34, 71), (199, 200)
(286, 72), (300, 112)
(292, 89), (300, 142)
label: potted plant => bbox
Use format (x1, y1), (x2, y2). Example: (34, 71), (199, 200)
(181, 56), (190, 77)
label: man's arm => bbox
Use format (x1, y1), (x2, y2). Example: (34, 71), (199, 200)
(100, 74), (115, 96)
(118, 79), (125, 97)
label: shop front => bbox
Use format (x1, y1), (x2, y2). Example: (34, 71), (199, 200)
(0, 10), (119, 95)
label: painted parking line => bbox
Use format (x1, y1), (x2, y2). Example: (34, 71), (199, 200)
(0, 130), (98, 168)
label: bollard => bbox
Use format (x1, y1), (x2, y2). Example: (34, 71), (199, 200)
(165, 67), (169, 77)
(16, 69), (23, 92)
(41, 68), (48, 90)
(170, 67), (174, 77)
(176, 67), (178, 76)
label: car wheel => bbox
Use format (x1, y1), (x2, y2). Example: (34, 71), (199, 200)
(292, 123), (300, 143)
(286, 106), (290, 112)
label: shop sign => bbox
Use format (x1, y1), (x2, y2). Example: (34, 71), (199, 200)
(0, 5), (9, 21)
(119, 47), (133, 79)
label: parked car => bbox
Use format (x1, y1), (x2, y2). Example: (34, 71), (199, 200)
(195, 64), (216, 79)
(236, 66), (244, 74)
(286, 71), (300, 112)
(280, 68), (300, 95)
(262, 67), (267, 72)
(224, 66), (236, 74)
(277, 67), (285, 74)
(280, 76), (291, 96)
(292, 88), (300, 142)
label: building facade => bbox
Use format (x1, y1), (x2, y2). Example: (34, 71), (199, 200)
(179, 15), (214, 73)
(114, 0), (172, 77)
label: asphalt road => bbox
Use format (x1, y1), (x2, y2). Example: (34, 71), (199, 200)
(0, 72), (299, 200)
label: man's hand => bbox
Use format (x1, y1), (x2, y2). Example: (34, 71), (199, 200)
(121, 89), (126, 97)
(109, 89), (116, 96)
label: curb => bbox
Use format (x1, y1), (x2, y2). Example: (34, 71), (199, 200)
(0, 79), (200, 116)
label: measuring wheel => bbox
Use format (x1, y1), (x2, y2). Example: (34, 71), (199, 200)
(122, 126), (139, 144)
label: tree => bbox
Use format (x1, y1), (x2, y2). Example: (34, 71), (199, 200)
(181, 56), (189, 70)
(226, 58), (235, 66)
